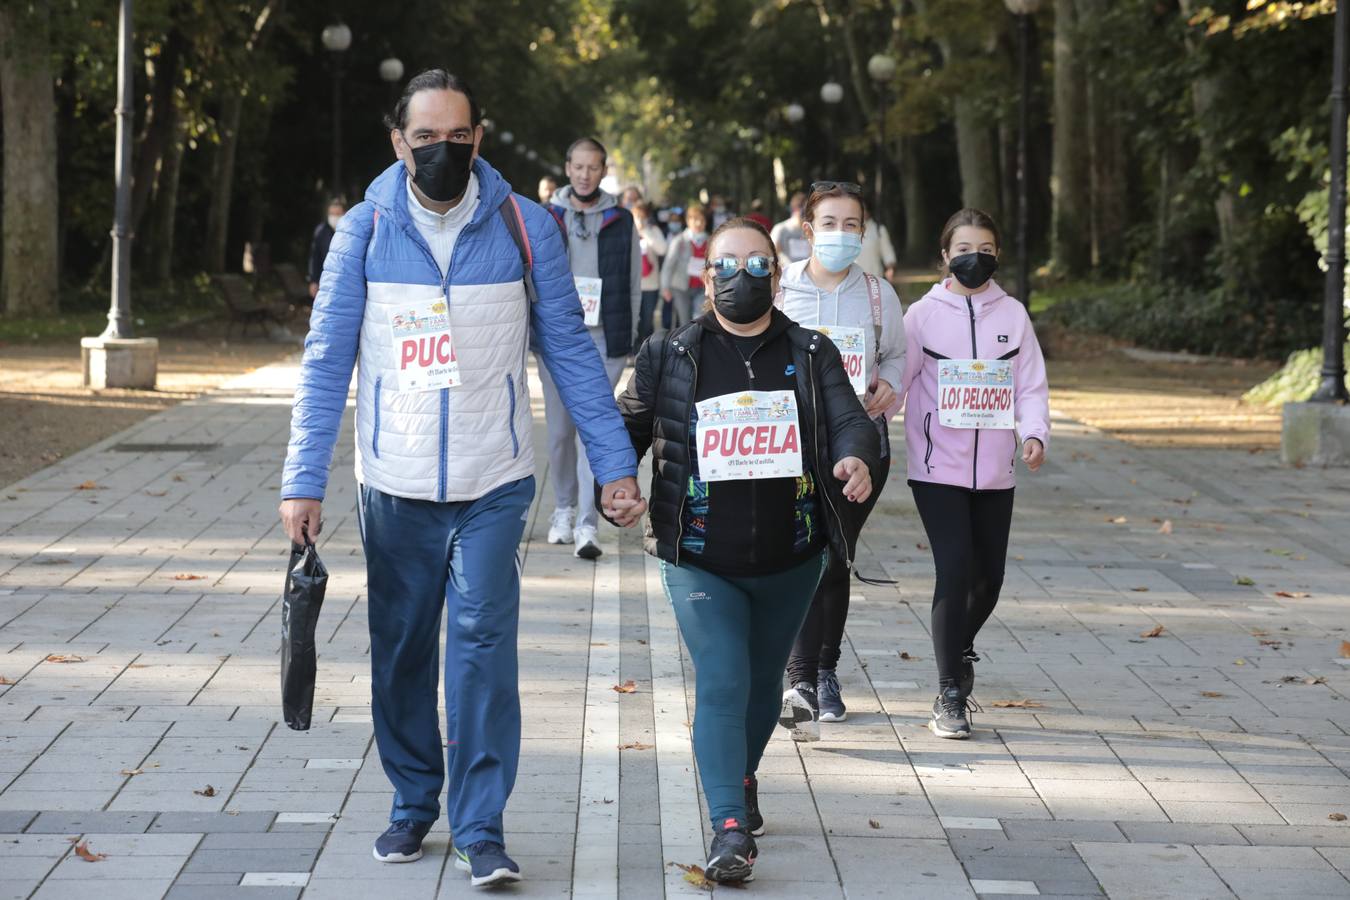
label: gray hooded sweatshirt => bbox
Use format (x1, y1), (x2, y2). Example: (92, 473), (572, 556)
(777, 258), (906, 398)
(550, 185), (643, 345)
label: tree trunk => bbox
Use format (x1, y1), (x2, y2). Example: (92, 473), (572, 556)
(149, 124), (186, 284)
(901, 135), (928, 264)
(1050, 0), (1092, 274)
(1077, 0), (1128, 272)
(952, 102), (1000, 214)
(130, 26), (184, 238)
(0, 1), (60, 315)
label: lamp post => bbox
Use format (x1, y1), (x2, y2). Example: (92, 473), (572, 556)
(378, 56), (403, 106)
(1004, 0), (1040, 309)
(321, 22), (352, 192)
(867, 53), (897, 228)
(1312, 0), (1349, 402)
(820, 82), (844, 175)
(103, 0), (135, 340)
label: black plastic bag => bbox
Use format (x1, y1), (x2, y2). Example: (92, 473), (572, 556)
(281, 540), (327, 730)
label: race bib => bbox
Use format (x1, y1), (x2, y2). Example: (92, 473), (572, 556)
(575, 275), (602, 328)
(817, 325), (867, 395)
(938, 359), (1014, 429)
(695, 390), (803, 482)
(788, 238), (810, 261)
(686, 254), (704, 278)
(389, 299), (461, 392)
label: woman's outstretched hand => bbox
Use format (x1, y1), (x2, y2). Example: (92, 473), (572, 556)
(833, 457), (872, 503)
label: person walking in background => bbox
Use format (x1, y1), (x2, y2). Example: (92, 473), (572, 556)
(539, 137), (643, 560)
(306, 197), (346, 298)
(621, 185), (643, 209)
(660, 203), (710, 332)
(776, 181), (906, 738)
(745, 198), (772, 231)
(856, 209), (897, 282)
(278, 70), (644, 886)
(634, 200), (667, 346)
(896, 207), (1049, 740)
(537, 175), (558, 206)
(770, 192), (810, 269)
(605, 216), (878, 884)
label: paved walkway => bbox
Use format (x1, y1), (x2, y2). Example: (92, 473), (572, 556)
(2, 358), (1349, 899)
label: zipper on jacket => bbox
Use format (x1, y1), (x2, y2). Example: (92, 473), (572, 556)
(923, 411), (933, 474)
(674, 342), (698, 567)
(506, 373), (520, 458)
(373, 376), (383, 459)
(965, 295), (980, 492)
(809, 352), (852, 573)
(436, 243), (457, 502)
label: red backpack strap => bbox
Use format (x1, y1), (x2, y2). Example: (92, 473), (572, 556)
(500, 196), (539, 304)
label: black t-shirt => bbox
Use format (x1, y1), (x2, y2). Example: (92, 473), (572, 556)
(680, 315), (825, 577)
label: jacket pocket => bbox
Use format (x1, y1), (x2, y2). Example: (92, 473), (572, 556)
(923, 411), (933, 473)
(372, 376), (383, 459)
(506, 373), (520, 458)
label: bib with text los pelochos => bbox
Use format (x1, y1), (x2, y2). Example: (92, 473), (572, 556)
(816, 325), (868, 396)
(937, 359), (1014, 429)
(575, 276), (603, 327)
(695, 390), (803, 482)
(389, 298), (461, 392)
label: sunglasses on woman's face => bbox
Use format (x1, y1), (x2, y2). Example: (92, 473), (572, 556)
(810, 180), (863, 195)
(709, 254), (776, 278)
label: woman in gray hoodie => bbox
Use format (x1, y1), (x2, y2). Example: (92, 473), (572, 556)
(775, 182), (906, 738)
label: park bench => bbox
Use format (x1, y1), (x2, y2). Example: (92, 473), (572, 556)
(273, 262), (313, 308)
(213, 273), (285, 337)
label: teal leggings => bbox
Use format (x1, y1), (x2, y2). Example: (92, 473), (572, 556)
(660, 551), (827, 827)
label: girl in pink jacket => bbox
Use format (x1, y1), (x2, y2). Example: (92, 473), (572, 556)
(897, 208), (1050, 739)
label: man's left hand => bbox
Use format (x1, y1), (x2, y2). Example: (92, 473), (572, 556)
(601, 476), (647, 527)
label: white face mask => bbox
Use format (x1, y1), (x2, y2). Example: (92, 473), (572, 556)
(327, 214), (341, 230)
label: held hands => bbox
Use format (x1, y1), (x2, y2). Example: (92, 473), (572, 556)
(833, 457), (873, 504)
(661, 289), (673, 302)
(1022, 438), (1045, 472)
(601, 476), (648, 528)
(864, 378), (896, 419)
(279, 498), (322, 545)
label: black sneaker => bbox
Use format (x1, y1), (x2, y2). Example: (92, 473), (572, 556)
(453, 840), (523, 887)
(706, 819), (757, 884)
(930, 686), (977, 739)
(372, 818), (433, 863)
(817, 667), (847, 722)
(779, 681), (820, 742)
(959, 650), (980, 701)
(743, 776), (765, 836)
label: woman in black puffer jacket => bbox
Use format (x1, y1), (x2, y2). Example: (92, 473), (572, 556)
(602, 216), (878, 885)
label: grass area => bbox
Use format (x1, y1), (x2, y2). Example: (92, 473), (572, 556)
(0, 305), (220, 343)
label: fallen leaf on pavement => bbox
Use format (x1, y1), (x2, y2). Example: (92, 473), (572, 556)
(1330, 813), (1347, 822)
(1157, 519), (1173, 534)
(612, 681), (637, 694)
(1109, 516), (1128, 524)
(669, 862), (713, 890)
(1130, 587), (1150, 592)
(143, 490), (168, 497)
(193, 785), (217, 797)
(1200, 691), (1225, 698)
(171, 574), (206, 581)
(1234, 659), (1247, 665)
(619, 742), (654, 751)
(1275, 591), (1311, 599)
(991, 699), (1045, 708)
(1266, 548), (1293, 557)
(0, 675), (11, 685)
(1341, 641), (1350, 659)
(1259, 640), (1283, 648)
(916, 542), (928, 550)
(73, 841), (106, 862)
(74, 481), (104, 491)
(172, 474), (185, 482)
(1251, 629), (1269, 636)
(1304, 676), (1327, 685)
(868, 819), (882, 829)
(119, 768), (143, 776)
(45, 654), (85, 663)
(1235, 575), (1256, 586)
(1140, 625), (1165, 638)
(899, 652), (920, 661)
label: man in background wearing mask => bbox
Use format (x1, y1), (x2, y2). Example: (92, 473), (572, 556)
(537, 174), (558, 206)
(306, 197), (346, 298)
(539, 137), (642, 559)
(278, 69), (645, 886)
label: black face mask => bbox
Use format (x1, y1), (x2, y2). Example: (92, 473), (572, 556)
(572, 185), (602, 204)
(948, 251), (999, 290)
(408, 139), (474, 203)
(712, 271), (774, 325)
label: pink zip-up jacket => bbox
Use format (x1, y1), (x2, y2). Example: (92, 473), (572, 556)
(898, 279), (1050, 491)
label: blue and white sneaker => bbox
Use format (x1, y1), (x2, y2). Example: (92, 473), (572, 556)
(817, 668), (847, 722)
(454, 840), (523, 887)
(372, 818), (433, 863)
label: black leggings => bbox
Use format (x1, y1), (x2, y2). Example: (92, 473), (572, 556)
(786, 421), (890, 686)
(909, 480), (1015, 686)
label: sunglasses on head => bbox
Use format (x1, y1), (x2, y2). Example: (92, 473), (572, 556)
(810, 181), (863, 195)
(708, 254), (776, 279)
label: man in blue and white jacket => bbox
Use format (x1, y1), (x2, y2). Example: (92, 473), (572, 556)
(279, 70), (645, 888)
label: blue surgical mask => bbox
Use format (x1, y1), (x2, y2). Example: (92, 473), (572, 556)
(812, 230), (863, 272)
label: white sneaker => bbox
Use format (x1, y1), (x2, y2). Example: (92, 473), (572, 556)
(574, 524), (601, 560)
(779, 683), (820, 742)
(548, 507), (575, 544)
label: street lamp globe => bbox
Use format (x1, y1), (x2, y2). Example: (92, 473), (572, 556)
(526, 149), (538, 161)
(1003, 0), (1042, 13)
(321, 22), (352, 53)
(867, 53), (897, 83)
(784, 102), (805, 124)
(820, 81), (845, 105)
(378, 57), (403, 84)
(500, 130), (514, 145)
